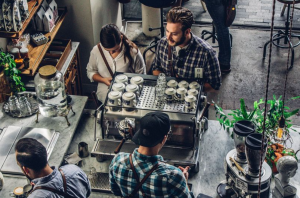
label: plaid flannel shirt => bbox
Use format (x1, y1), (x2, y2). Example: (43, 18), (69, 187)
(151, 33), (221, 90)
(109, 148), (193, 198)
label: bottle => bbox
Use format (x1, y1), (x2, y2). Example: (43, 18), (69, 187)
(34, 65), (67, 117)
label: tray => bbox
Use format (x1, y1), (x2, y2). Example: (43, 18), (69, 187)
(2, 92), (39, 118)
(87, 172), (111, 193)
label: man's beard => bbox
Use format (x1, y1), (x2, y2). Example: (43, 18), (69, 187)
(169, 33), (186, 46)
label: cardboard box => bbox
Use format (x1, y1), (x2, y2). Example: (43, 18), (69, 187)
(34, 7), (45, 32)
(41, 0), (49, 11)
(43, 8), (55, 32)
(48, 0), (58, 22)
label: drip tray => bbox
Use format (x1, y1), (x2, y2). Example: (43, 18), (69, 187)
(88, 172), (111, 193)
(0, 126), (59, 175)
(91, 139), (197, 167)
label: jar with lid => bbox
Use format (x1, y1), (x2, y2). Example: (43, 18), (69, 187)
(34, 65), (67, 117)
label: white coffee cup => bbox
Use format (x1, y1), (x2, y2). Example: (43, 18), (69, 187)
(122, 92), (136, 107)
(115, 74), (128, 84)
(165, 88), (176, 101)
(185, 95), (196, 109)
(108, 91), (122, 106)
(187, 88), (199, 97)
(176, 87), (187, 101)
(178, 80), (189, 89)
(130, 76), (144, 90)
(167, 79), (178, 89)
(126, 84), (140, 98)
(112, 83), (126, 93)
(189, 81), (200, 90)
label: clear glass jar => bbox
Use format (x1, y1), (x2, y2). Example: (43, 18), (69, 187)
(34, 65), (67, 117)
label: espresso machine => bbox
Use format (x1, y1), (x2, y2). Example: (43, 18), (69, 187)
(217, 121), (272, 198)
(91, 72), (209, 173)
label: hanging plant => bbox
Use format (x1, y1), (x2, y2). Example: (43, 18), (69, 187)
(0, 49), (26, 93)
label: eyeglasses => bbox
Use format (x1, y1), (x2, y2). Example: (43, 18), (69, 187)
(167, 130), (172, 139)
(177, 49), (186, 68)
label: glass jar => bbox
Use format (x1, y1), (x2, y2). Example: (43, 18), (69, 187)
(34, 65), (67, 117)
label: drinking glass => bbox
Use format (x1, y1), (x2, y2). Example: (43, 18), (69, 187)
(157, 73), (167, 88)
(19, 96), (32, 116)
(8, 95), (21, 116)
(155, 85), (165, 102)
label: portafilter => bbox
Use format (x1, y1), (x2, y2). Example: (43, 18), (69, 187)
(114, 118), (135, 154)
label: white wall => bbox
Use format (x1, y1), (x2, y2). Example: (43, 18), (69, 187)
(57, 0), (122, 95)
(90, 0), (122, 44)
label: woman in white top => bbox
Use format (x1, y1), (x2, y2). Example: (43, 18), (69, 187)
(87, 24), (146, 103)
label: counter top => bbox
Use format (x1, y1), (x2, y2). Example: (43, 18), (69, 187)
(1, 106), (299, 197)
(66, 115), (300, 197)
(0, 95), (88, 197)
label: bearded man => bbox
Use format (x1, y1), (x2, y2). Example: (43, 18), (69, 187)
(151, 7), (221, 92)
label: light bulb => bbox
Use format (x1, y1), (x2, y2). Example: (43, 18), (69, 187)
(277, 127), (283, 139)
(276, 116), (285, 141)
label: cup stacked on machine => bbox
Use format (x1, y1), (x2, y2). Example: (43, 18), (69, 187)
(157, 78), (200, 107)
(107, 74), (145, 110)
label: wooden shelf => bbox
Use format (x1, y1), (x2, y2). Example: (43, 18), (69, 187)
(19, 7), (68, 76)
(0, 0), (42, 38)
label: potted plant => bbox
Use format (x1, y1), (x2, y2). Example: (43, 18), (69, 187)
(0, 50), (26, 102)
(213, 95), (300, 172)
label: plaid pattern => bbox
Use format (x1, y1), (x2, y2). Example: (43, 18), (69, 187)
(151, 33), (221, 90)
(109, 148), (193, 198)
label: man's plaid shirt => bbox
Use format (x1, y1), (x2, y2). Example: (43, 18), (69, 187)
(109, 148), (193, 198)
(151, 33), (221, 90)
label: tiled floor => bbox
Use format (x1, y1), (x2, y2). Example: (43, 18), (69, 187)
(125, 21), (300, 124)
(124, 0), (300, 28)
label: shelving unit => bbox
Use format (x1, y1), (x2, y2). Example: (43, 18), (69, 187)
(19, 8), (68, 76)
(0, 0), (42, 38)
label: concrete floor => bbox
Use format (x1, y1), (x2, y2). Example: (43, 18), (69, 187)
(125, 22), (300, 124)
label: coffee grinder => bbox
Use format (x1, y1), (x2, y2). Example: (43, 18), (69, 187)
(217, 121), (272, 198)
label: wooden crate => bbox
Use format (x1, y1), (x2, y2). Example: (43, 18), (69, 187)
(40, 39), (72, 71)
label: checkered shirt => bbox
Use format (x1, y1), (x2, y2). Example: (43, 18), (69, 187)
(109, 148), (193, 198)
(151, 33), (221, 90)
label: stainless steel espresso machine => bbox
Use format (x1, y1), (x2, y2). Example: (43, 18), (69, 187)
(217, 121), (272, 198)
(91, 72), (209, 172)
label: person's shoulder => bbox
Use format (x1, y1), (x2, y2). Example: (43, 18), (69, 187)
(192, 34), (214, 51)
(60, 164), (85, 175)
(111, 152), (130, 165)
(158, 37), (168, 46)
(129, 46), (140, 57)
(91, 44), (100, 54)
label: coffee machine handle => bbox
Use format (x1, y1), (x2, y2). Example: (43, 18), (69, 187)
(114, 139), (126, 154)
(198, 102), (210, 122)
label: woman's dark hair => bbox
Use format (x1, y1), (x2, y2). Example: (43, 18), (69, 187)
(100, 24), (138, 66)
(15, 138), (48, 172)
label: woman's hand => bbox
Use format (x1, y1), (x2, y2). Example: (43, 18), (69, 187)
(103, 77), (112, 86)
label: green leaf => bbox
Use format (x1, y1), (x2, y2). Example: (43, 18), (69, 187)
(284, 109), (299, 118)
(240, 98), (248, 119)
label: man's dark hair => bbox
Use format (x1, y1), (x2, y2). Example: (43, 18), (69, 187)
(15, 138), (47, 172)
(166, 7), (194, 32)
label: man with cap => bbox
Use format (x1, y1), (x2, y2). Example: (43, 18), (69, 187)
(109, 112), (194, 197)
